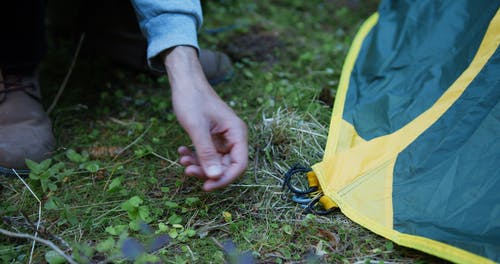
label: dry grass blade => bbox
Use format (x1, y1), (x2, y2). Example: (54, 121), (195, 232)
(47, 33), (85, 114)
(12, 169), (42, 264)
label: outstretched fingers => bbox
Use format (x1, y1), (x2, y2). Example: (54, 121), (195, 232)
(178, 146), (199, 166)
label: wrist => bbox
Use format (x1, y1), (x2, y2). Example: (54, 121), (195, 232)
(162, 45), (198, 65)
(162, 46), (218, 99)
(162, 46), (204, 85)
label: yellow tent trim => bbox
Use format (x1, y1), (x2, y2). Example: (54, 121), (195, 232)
(338, 196), (496, 264)
(313, 7), (500, 264)
(323, 12), (379, 160)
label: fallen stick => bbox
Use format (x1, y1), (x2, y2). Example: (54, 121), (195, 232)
(0, 228), (77, 264)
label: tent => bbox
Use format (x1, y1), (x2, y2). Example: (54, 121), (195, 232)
(289, 1), (500, 263)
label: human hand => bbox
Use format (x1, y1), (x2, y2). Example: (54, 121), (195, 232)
(163, 46), (248, 191)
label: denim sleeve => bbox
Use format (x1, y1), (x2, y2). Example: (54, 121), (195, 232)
(130, 0), (203, 72)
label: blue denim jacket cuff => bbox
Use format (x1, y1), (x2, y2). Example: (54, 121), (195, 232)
(144, 13), (200, 72)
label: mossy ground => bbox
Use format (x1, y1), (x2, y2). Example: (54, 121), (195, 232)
(1, 1), (446, 263)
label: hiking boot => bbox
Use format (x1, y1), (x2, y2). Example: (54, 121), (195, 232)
(199, 49), (234, 85)
(0, 70), (55, 175)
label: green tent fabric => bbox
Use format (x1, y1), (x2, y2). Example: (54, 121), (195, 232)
(302, 1), (500, 263)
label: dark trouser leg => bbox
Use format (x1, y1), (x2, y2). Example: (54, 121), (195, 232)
(0, 0), (46, 73)
(80, 0), (149, 71)
(47, 0), (149, 71)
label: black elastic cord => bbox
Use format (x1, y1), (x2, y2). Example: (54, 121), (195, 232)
(283, 165), (317, 195)
(303, 195), (336, 216)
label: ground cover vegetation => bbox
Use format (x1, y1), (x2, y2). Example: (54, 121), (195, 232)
(1, 1), (446, 263)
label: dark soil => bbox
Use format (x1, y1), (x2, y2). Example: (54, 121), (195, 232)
(221, 25), (284, 65)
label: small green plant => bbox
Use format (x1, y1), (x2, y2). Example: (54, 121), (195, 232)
(44, 250), (66, 264)
(44, 196), (78, 225)
(108, 176), (124, 192)
(26, 159), (72, 193)
(121, 196), (152, 231)
(65, 149), (88, 163)
(66, 149), (101, 173)
(157, 222), (196, 242)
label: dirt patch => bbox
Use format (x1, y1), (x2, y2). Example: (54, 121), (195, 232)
(221, 25), (284, 65)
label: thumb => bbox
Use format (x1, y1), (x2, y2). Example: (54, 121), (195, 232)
(190, 130), (223, 179)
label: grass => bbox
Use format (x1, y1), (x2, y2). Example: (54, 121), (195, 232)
(0, 1), (446, 263)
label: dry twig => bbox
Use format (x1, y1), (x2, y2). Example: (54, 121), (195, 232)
(47, 33), (85, 114)
(0, 228), (77, 264)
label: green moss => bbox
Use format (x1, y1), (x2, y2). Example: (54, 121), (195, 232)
(0, 1), (442, 263)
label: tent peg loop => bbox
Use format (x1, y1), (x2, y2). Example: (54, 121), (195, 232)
(283, 165), (317, 195)
(292, 194), (313, 205)
(303, 195), (336, 216)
